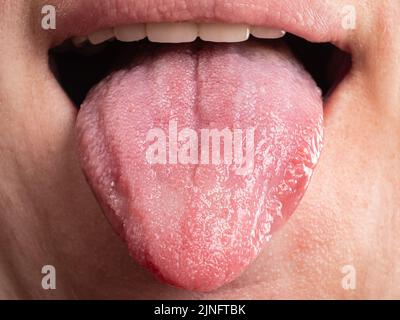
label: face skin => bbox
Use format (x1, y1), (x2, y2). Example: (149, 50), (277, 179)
(0, 0), (399, 299)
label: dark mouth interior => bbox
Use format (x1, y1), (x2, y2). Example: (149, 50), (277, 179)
(49, 34), (352, 107)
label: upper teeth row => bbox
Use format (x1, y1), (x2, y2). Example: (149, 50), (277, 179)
(73, 22), (286, 46)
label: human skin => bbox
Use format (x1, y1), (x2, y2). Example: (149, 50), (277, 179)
(0, 0), (399, 299)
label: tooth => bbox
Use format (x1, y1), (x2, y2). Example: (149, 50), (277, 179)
(72, 36), (87, 46)
(199, 23), (249, 42)
(147, 22), (198, 43)
(250, 27), (286, 39)
(114, 24), (146, 42)
(88, 28), (114, 45)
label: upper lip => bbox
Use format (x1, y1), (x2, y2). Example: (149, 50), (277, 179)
(50, 0), (353, 51)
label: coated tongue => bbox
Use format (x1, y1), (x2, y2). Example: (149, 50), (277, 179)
(76, 40), (323, 292)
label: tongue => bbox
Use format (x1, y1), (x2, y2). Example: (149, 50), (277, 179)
(76, 40), (323, 292)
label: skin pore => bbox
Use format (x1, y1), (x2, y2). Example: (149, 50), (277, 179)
(0, 1), (399, 299)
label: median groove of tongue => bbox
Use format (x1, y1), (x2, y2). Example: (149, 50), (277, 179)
(76, 41), (323, 292)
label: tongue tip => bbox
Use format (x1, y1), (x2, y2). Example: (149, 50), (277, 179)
(132, 239), (257, 292)
(144, 257), (240, 292)
(152, 270), (226, 292)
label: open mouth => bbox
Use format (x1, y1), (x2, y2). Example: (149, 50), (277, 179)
(51, 30), (350, 107)
(49, 3), (352, 292)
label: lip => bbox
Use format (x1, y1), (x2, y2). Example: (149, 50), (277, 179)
(50, 0), (352, 50)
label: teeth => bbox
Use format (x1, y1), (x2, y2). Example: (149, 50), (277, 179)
(88, 28), (114, 45)
(199, 23), (249, 42)
(114, 24), (146, 42)
(250, 27), (286, 39)
(72, 36), (87, 46)
(81, 23), (286, 45)
(147, 22), (198, 43)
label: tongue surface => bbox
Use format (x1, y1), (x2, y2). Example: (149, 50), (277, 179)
(76, 41), (323, 292)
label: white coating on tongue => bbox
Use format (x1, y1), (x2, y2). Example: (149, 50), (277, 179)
(76, 41), (323, 291)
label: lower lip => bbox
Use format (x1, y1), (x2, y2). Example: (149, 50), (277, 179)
(76, 41), (323, 291)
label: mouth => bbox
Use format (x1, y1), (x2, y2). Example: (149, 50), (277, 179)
(49, 0), (352, 292)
